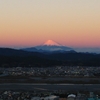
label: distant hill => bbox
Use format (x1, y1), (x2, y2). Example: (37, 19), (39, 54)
(0, 48), (33, 56)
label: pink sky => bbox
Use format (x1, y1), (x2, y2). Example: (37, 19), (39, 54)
(0, 0), (100, 48)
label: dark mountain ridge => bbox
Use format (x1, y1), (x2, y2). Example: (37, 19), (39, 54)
(0, 48), (100, 67)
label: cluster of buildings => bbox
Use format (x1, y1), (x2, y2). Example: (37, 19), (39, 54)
(0, 91), (100, 100)
(0, 66), (100, 77)
(0, 90), (59, 100)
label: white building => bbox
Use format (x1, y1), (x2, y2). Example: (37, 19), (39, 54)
(44, 95), (59, 100)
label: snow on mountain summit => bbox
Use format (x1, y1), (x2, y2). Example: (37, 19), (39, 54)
(43, 40), (61, 46)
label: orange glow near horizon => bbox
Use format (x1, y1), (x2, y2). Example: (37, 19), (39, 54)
(0, 0), (100, 48)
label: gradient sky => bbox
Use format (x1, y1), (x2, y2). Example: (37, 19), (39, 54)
(0, 0), (100, 48)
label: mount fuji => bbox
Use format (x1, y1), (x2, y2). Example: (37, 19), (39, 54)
(43, 40), (61, 46)
(21, 40), (75, 52)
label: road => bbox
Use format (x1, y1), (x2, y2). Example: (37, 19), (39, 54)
(0, 84), (100, 91)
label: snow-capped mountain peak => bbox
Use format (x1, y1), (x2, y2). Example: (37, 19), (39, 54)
(21, 40), (74, 52)
(43, 40), (61, 46)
